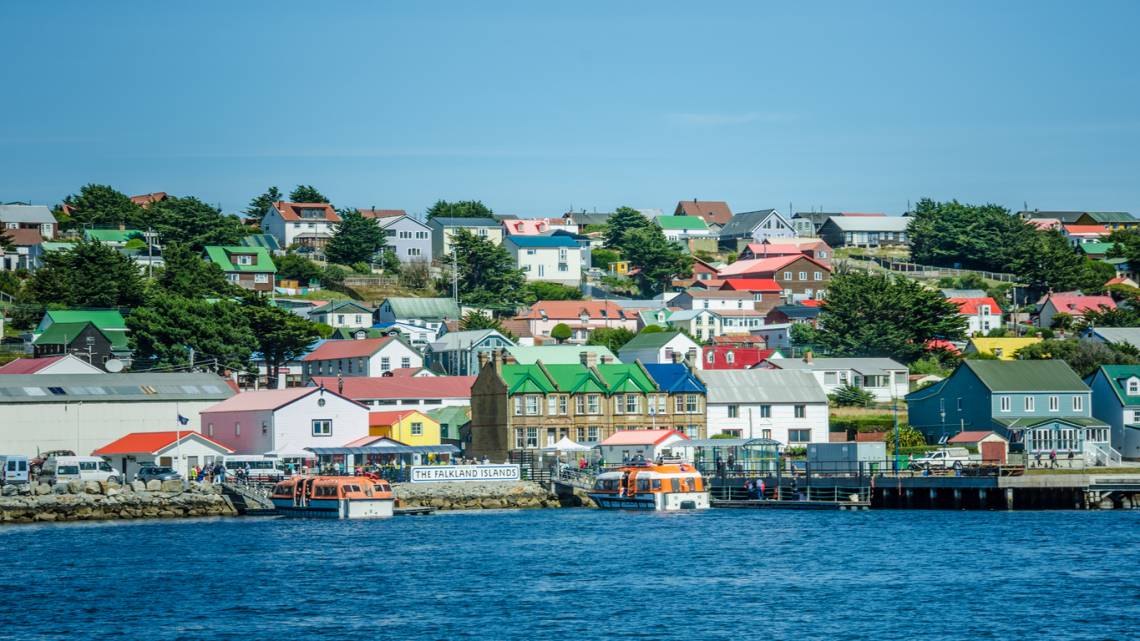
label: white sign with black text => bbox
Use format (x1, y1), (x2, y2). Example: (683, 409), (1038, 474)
(409, 464), (521, 483)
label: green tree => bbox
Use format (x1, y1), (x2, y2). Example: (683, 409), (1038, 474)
(127, 293), (257, 372)
(58, 184), (143, 230)
(0, 230), (13, 253)
(621, 226), (691, 297)
(25, 239), (145, 308)
(450, 228), (526, 308)
(789, 323), (819, 346)
(907, 198), (1035, 272)
(888, 425), (928, 453)
(1080, 303), (1140, 328)
(815, 268), (967, 363)
(145, 196), (246, 250)
(459, 310), (516, 341)
(523, 281), (583, 302)
(399, 259), (431, 290)
(603, 206), (651, 250)
(586, 326), (636, 354)
(276, 254), (325, 285)
(325, 209), (384, 265)
(638, 325), (664, 334)
(244, 186), (282, 218)
(242, 298), (321, 388)
(550, 323), (572, 344)
(158, 243), (233, 298)
(1008, 230), (1093, 293)
(591, 247), (620, 269)
(289, 185), (329, 203)
(425, 200), (493, 221)
(378, 248), (402, 274)
(832, 383), (875, 407)
(1016, 339), (1140, 377)
(1050, 312), (1074, 331)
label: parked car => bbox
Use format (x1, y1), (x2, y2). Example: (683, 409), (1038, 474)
(0, 455), (30, 484)
(134, 466), (182, 484)
(910, 447), (973, 470)
(40, 456), (122, 485)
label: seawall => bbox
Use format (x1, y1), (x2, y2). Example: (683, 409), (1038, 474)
(394, 481), (566, 510)
(0, 480), (237, 524)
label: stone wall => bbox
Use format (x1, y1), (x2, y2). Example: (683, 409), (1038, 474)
(0, 480), (236, 524)
(394, 481), (562, 510)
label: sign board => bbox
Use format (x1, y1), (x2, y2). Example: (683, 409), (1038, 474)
(409, 464), (521, 483)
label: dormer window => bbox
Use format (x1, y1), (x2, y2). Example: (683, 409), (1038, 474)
(235, 254), (254, 266)
(580, 313), (589, 324)
(1128, 377), (1140, 395)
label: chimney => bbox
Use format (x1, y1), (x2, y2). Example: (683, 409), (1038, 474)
(672, 351), (683, 364)
(803, 350), (814, 364)
(477, 351), (490, 370)
(600, 355), (612, 365)
(580, 351), (598, 368)
(491, 349), (503, 372)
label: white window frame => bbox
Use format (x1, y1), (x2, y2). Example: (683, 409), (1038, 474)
(312, 419), (332, 437)
(1000, 395), (1011, 412)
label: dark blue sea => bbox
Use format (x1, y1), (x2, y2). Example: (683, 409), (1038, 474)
(2, 509), (1138, 640)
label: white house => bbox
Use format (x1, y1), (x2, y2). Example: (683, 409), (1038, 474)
(0, 204), (56, 239)
(699, 369), (829, 445)
(199, 387), (370, 456)
(0, 373), (234, 457)
(718, 209), (797, 246)
(655, 216), (713, 242)
(670, 289), (757, 312)
(597, 429), (690, 464)
(92, 430), (235, 480)
(374, 298), (461, 349)
(504, 235), (582, 287)
(772, 355), (909, 402)
(260, 201), (340, 250)
(664, 309), (723, 341)
(301, 336), (422, 380)
(618, 331), (703, 369)
(947, 296), (1004, 336)
(308, 301), (375, 329)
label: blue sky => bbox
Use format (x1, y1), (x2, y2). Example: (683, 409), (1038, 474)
(3, 1), (1140, 218)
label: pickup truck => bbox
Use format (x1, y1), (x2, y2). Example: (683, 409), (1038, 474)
(910, 448), (974, 470)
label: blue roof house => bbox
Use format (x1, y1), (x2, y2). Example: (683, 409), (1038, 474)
(504, 235), (583, 287)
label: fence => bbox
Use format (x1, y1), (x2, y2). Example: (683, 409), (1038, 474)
(844, 255), (1021, 283)
(342, 275), (399, 288)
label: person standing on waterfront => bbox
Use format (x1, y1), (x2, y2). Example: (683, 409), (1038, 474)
(1049, 449), (1058, 469)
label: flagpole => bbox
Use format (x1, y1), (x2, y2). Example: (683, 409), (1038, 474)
(175, 402), (184, 483)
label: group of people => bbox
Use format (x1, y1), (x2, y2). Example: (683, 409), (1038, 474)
(744, 478), (767, 500)
(190, 462), (237, 484)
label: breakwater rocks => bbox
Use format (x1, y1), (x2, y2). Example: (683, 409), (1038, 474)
(394, 481), (565, 510)
(0, 480), (236, 524)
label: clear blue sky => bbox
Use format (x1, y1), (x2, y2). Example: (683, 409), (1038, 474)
(3, 1), (1140, 218)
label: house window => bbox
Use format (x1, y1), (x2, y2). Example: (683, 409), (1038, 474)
(235, 422), (241, 437)
(685, 394), (698, 413)
(760, 405), (771, 418)
(526, 427), (538, 448)
(1048, 395), (1059, 412)
(798, 271), (807, 281)
(813, 271), (822, 281)
(728, 404), (739, 418)
(956, 398), (963, 411)
(548, 396), (558, 415)
(558, 395), (568, 415)
(236, 255), (253, 266)
(380, 357), (390, 372)
(789, 429), (810, 443)
(401, 357), (411, 369)
(587, 394), (601, 414)
(254, 273), (269, 283)
(1072, 395), (1083, 412)
(783, 271), (792, 281)
(312, 419), (332, 436)
(410, 422), (423, 436)
(1000, 395), (1011, 412)
(1128, 378), (1140, 395)
(625, 395), (639, 414)
(1024, 396), (1035, 412)
(408, 248), (421, 256)
(794, 405), (805, 418)
(588, 427), (599, 441)
(656, 394), (667, 414)
(614, 394), (625, 415)
(575, 395), (585, 414)
(207, 423), (214, 437)
(824, 371), (838, 385)
(726, 351), (735, 364)
(515, 429), (525, 449)
(514, 397), (523, 416)
(525, 395), (541, 415)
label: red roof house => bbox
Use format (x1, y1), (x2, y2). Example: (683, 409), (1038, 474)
(92, 430), (235, 456)
(701, 345), (777, 369)
(1037, 292), (1116, 327)
(674, 200), (733, 227)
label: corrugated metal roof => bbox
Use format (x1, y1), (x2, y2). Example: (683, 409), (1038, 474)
(698, 369), (828, 404)
(505, 345), (617, 364)
(0, 373), (235, 403)
(775, 357), (906, 375)
(0, 204), (55, 224)
(381, 297), (461, 321)
(1086, 327), (1140, 349)
(823, 216), (910, 232)
(965, 360), (1087, 392)
(718, 209), (779, 237)
(429, 329), (507, 351)
(429, 217), (500, 227)
(618, 331), (689, 352)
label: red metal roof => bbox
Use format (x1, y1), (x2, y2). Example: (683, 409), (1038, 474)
(702, 346), (775, 370)
(2, 228), (44, 246)
(719, 278), (782, 292)
(271, 201), (341, 223)
(302, 337), (395, 361)
(202, 387), (317, 412)
(600, 429), (689, 446)
(712, 334), (766, 345)
(92, 431), (234, 455)
(1062, 224), (1108, 235)
(357, 208), (407, 219)
(948, 431), (1001, 444)
(674, 201), (733, 226)
(0, 356), (65, 374)
(743, 243), (804, 257)
(519, 300), (629, 320)
(1043, 293), (1116, 314)
(948, 297), (1002, 315)
(717, 254), (831, 277)
(311, 375), (476, 400)
(368, 410), (427, 425)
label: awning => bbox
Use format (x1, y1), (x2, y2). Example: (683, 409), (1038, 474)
(265, 445), (314, 459)
(306, 445), (460, 456)
(541, 437), (592, 452)
(678, 438), (783, 448)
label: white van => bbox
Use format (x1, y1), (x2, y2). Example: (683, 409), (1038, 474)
(41, 456), (122, 485)
(0, 455), (30, 484)
(222, 455), (284, 481)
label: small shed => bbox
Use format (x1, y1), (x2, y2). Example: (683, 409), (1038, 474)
(596, 429), (689, 465)
(948, 430), (1009, 464)
(92, 431), (235, 480)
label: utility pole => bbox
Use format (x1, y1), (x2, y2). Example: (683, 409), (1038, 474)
(147, 228), (155, 280)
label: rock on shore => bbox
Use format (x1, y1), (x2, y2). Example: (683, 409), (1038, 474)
(394, 481), (562, 510)
(0, 481), (236, 524)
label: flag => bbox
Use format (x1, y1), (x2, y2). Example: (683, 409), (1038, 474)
(177, 414), (189, 426)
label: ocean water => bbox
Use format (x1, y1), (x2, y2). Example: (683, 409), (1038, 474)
(1, 509), (1138, 640)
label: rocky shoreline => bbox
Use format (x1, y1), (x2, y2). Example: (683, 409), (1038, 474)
(0, 480), (236, 524)
(394, 480), (585, 510)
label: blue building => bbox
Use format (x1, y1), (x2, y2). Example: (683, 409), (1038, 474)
(1086, 365), (1140, 461)
(425, 329), (514, 377)
(907, 360), (1109, 457)
(643, 363), (707, 433)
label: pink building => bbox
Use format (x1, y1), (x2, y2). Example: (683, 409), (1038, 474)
(199, 387), (369, 456)
(518, 301), (639, 343)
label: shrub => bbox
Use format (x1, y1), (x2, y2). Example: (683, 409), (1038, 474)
(832, 384), (875, 407)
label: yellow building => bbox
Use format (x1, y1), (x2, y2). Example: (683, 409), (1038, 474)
(368, 410), (441, 446)
(964, 337), (1042, 360)
(608, 260), (630, 275)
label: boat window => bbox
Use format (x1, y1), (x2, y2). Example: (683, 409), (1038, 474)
(670, 479), (680, 492)
(636, 479), (651, 491)
(272, 483), (291, 495)
(315, 485), (339, 497)
(594, 479), (619, 491)
(342, 485), (361, 494)
(651, 480), (662, 490)
(373, 485), (388, 494)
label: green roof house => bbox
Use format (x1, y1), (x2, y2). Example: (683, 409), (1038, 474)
(308, 300), (375, 329)
(907, 360), (1108, 462)
(428, 405), (471, 446)
(655, 215), (712, 241)
(32, 320), (129, 368)
(617, 331), (702, 368)
(1086, 365), (1140, 461)
(203, 246), (277, 293)
(36, 309), (127, 335)
(84, 229), (146, 246)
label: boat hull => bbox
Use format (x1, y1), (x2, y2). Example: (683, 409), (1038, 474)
(271, 497), (395, 519)
(589, 491), (710, 511)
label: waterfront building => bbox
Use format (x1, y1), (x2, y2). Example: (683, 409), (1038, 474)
(698, 369), (829, 445)
(301, 336), (422, 380)
(946, 431), (1009, 464)
(468, 351), (706, 461)
(768, 355), (908, 403)
(596, 429), (690, 464)
(906, 360), (1110, 458)
(426, 329), (514, 376)
(310, 375), (475, 413)
(368, 409), (441, 446)
(427, 405), (470, 449)
(1086, 365), (1140, 460)
(0, 354), (103, 375)
(199, 387), (369, 456)
(93, 431), (236, 480)
(618, 331), (702, 369)
(0, 373), (234, 457)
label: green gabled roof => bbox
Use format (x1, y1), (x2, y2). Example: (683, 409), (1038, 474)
(34, 321), (128, 351)
(427, 405), (471, 440)
(619, 331), (685, 352)
(382, 297), (460, 322)
(500, 364), (556, 394)
(329, 327), (387, 340)
(992, 416), (1107, 429)
(656, 215), (709, 231)
(596, 363), (657, 393)
(1084, 211), (1136, 223)
(963, 360), (1086, 393)
(43, 310), (126, 331)
(1094, 365), (1140, 407)
(638, 309), (671, 328)
(1079, 242), (1115, 255)
(84, 229), (144, 243)
(203, 246), (277, 273)
(544, 364), (608, 394)
(311, 300), (372, 314)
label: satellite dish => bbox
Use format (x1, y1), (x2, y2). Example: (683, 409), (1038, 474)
(104, 359), (124, 373)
